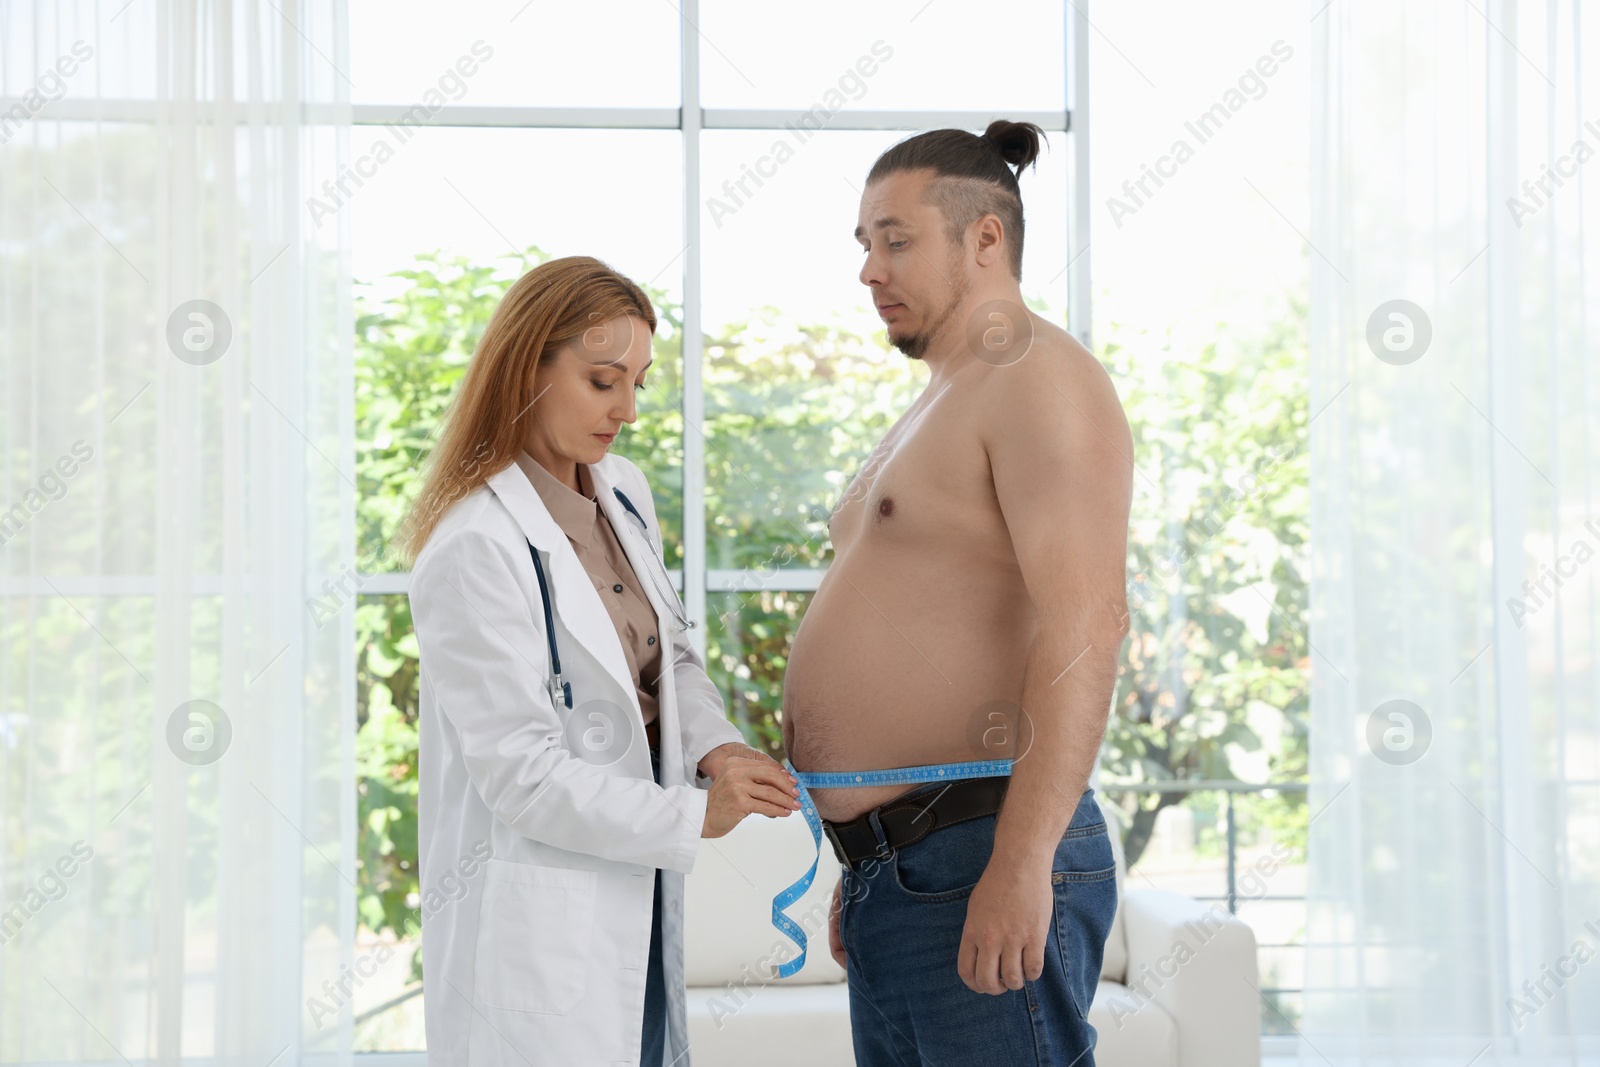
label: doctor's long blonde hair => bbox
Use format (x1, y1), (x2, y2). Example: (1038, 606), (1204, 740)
(395, 256), (658, 566)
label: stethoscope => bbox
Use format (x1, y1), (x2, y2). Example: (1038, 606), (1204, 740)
(526, 487), (694, 711)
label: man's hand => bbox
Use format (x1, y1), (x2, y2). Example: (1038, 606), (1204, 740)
(957, 863), (1054, 995)
(698, 741), (785, 781)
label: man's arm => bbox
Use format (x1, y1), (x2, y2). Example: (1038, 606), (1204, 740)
(961, 338), (1134, 993)
(987, 342), (1132, 866)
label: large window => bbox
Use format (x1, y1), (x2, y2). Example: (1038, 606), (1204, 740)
(344, 0), (1081, 1048)
(345, 2), (1309, 1055)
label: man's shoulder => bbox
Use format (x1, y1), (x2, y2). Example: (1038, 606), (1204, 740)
(963, 318), (1130, 464)
(970, 320), (1116, 411)
(1007, 318), (1102, 384)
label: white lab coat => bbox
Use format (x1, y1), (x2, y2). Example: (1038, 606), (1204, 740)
(411, 452), (744, 1066)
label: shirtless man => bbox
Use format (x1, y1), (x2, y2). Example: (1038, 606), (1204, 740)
(781, 121), (1134, 1065)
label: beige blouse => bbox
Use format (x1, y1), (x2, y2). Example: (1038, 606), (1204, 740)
(516, 452), (664, 742)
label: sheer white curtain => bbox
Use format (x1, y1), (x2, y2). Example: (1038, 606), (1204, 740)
(1308, 1), (1599, 1063)
(1, 1), (353, 1061)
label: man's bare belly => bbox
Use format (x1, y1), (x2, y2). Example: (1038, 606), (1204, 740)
(780, 358), (1053, 821)
(782, 548), (1036, 822)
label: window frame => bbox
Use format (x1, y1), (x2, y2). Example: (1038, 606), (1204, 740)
(350, 0), (1092, 664)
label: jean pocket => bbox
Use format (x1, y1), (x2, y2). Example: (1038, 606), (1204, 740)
(473, 859), (598, 1014)
(1055, 791), (1117, 879)
(1051, 820), (1118, 1019)
(890, 813), (995, 903)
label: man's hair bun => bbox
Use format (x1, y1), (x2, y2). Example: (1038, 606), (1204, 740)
(981, 119), (1045, 178)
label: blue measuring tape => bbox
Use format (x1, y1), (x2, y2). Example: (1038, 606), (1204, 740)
(768, 757), (1014, 979)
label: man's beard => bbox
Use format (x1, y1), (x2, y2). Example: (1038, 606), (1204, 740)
(890, 273), (970, 361)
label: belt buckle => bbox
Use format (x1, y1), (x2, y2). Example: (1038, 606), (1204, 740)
(821, 820), (851, 868)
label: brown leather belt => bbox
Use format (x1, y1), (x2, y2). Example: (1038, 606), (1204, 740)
(820, 775), (1010, 870)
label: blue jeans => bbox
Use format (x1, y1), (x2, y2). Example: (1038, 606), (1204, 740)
(641, 743), (666, 1067)
(838, 784), (1117, 1066)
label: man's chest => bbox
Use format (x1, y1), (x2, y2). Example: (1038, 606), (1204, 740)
(828, 401), (999, 551)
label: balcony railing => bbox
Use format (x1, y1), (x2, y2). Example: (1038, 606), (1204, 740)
(1097, 779), (1309, 1034)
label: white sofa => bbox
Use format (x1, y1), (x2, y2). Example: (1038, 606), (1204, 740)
(683, 798), (1260, 1067)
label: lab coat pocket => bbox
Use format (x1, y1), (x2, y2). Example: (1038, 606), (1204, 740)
(474, 858), (598, 1015)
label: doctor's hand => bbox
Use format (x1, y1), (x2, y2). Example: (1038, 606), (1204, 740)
(697, 741), (783, 780)
(700, 757), (802, 839)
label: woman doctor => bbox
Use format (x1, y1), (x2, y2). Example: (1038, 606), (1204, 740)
(400, 256), (802, 1066)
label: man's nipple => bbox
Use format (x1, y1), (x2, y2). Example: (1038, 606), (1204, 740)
(875, 495), (895, 523)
